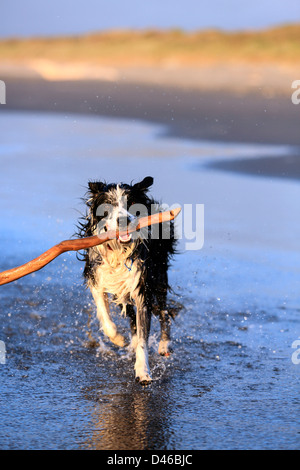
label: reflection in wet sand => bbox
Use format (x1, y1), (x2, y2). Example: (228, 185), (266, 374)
(85, 386), (172, 450)
(80, 306), (182, 450)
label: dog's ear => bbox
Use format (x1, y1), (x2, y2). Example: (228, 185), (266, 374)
(133, 176), (154, 191)
(88, 181), (106, 194)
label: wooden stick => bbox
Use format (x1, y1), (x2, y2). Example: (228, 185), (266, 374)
(0, 207), (181, 286)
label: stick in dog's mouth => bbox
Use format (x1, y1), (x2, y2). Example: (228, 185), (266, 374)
(0, 207), (181, 286)
(117, 218), (139, 243)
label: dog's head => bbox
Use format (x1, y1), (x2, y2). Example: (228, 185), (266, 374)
(86, 176), (154, 249)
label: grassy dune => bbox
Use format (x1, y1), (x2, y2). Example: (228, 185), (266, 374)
(0, 24), (299, 65)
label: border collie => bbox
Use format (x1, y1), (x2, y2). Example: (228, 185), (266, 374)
(78, 176), (176, 385)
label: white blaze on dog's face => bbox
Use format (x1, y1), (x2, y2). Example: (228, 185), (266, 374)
(100, 185), (136, 244)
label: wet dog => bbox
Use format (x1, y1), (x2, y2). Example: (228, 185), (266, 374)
(78, 177), (176, 384)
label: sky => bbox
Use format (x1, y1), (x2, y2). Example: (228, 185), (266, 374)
(0, 0), (299, 38)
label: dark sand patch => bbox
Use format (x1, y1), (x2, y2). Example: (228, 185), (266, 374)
(206, 154), (300, 181)
(3, 77), (300, 147)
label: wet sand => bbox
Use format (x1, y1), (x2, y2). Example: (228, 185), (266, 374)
(208, 154), (300, 181)
(3, 76), (300, 146)
(2, 75), (300, 182)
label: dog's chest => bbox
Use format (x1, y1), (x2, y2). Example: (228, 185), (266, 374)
(97, 256), (141, 304)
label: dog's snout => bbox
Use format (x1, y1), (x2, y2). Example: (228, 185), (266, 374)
(117, 216), (131, 228)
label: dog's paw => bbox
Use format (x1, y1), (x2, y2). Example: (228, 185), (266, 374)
(135, 374), (152, 386)
(110, 332), (128, 348)
(129, 334), (138, 351)
(158, 340), (173, 357)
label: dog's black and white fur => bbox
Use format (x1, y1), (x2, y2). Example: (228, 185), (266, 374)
(78, 176), (176, 384)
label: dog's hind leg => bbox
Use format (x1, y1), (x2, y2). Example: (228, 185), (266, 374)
(157, 288), (172, 356)
(158, 309), (172, 356)
(134, 297), (152, 385)
(126, 304), (138, 351)
(90, 286), (127, 347)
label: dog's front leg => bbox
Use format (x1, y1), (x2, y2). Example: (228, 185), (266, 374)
(134, 299), (152, 385)
(90, 286), (127, 347)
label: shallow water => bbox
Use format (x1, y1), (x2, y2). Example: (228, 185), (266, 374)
(0, 110), (299, 450)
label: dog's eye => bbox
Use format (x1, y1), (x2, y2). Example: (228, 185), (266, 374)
(129, 203), (142, 218)
(130, 205), (140, 216)
(96, 203), (112, 220)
